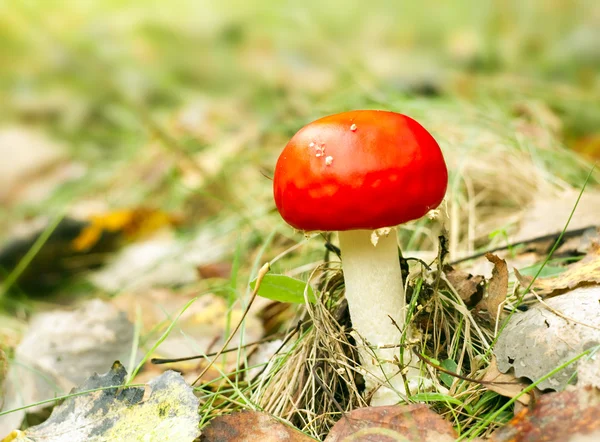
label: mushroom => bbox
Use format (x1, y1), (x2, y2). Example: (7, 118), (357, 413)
(273, 110), (448, 405)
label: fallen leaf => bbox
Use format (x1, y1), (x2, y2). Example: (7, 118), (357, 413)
(443, 265), (484, 306)
(70, 208), (174, 252)
(18, 299), (134, 386)
(495, 285), (600, 391)
(576, 355), (600, 389)
(513, 268), (534, 290)
(199, 411), (312, 442)
(197, 262), (232, 279)
(476, 253), (508, 320)
(0, 300), (134, 433)
(482, 357), (531, 406)
(515, 243), (600, 296)
(490, 387), (600, 442)
(325, 404), (456, 442)
(0, 209), (174, 294)
(2, 362), (200, 442)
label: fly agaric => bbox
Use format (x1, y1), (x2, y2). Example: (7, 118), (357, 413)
(273, 110), (448, 405)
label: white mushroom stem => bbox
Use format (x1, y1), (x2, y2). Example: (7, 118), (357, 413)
(338, 229), (424, 405)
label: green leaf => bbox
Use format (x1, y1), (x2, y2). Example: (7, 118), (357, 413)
(250, 274), (315, 304)
(440, 358), (459, 388)
(517, 264), (567, 278)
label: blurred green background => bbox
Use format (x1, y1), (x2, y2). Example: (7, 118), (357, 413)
(2, 0), (598, 150)
(1, 0), (599, 266)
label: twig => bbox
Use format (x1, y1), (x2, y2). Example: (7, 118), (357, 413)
(449, 225), (596, 265)
(312, 366), (345, 415)
(150, 334), (286, 364)
(411, 349), (523, 387)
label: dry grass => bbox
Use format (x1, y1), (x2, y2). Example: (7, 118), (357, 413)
(251, 266), (364, 439)
(247, 246), (502, 438)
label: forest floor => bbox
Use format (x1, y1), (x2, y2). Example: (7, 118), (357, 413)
(1, 1), (600, 441)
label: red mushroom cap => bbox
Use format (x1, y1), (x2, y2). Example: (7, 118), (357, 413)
(273, 110), (448, 232)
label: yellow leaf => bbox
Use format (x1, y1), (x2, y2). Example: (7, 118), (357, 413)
(516, 244), (600, 296)
(71, 208), (174, 252)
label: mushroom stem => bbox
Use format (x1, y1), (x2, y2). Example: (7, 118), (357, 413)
(338, 229), (420, 405)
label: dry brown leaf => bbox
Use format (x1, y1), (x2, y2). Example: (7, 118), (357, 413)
(197, 262), (232, 279)
(482, 357), (531, 406)
(325, 404), (456, 442)
(444, 265), (484, 306)
(516, 244), (600, 296)
(513, 268), (534, 290)
(577, 356), (600, 389)
(199, 411), (313, 442)
(0, 301), (134, 435)
(490, 387), (600, 442)
(476, 253), (508, 319)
